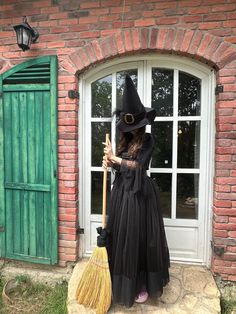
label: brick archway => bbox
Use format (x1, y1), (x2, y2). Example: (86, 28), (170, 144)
(64, 27), (236, 75)
(65, 27), (236, 279)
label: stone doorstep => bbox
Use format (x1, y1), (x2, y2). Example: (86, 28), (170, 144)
(68, 260), (221, 314)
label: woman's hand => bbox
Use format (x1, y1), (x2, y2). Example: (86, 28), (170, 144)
(102, 155), (111, 169)
(103, 138), (114, 161)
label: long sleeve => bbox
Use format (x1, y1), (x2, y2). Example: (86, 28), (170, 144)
(120, 133), (154, 194)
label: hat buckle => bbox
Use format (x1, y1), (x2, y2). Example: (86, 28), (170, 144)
(124, 113), (135, 125)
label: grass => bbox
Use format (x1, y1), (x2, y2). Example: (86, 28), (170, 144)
(0, 274), (68, 314)
(220, 296), (236, 314)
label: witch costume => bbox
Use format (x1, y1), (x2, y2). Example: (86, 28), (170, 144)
(106, 75), (170, 308)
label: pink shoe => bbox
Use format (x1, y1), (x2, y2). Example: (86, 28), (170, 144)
(135, 291), (149, 303)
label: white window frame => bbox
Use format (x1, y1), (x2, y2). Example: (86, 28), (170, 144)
(78, 54), (215, 266)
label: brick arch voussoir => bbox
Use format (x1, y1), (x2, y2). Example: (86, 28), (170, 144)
(68, 27), (236, 76)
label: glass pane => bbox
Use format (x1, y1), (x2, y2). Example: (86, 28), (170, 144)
(152, 122), (173, 168)
(152, 68), (173, 116)
(177, 121), (200, 168)
(176, 174), (199, 219)
(91, 171), (111, 214)
(116, 69), (137, 110)
(151, 173), (171, 218)
(92, 74), (112, 117)
(178, 71), (201, 116)
(91, 122), (111, 166)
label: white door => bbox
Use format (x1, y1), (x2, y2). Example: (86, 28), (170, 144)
(79, 55), (214, 265)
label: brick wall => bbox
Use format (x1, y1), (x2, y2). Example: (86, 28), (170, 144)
(0, 0), (236, 278)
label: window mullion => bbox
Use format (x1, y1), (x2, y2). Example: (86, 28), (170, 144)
(172, 69), (179, 220)
(111, 72), (117, 185)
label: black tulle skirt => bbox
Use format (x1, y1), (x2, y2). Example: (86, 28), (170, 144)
(106, 170), (170, 308)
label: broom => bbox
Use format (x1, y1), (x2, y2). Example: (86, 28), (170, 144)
(76, 133), (112, 314)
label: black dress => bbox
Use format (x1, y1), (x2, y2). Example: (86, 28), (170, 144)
(106, 132), (170, 308)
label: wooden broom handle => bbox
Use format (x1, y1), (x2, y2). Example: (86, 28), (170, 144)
(102, 133), (109, 228)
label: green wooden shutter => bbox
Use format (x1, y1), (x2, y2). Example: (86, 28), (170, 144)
(0, 56), (58, 264)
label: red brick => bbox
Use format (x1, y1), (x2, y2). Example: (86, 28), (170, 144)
(47, 41), (65, 48)
(155, 2), (177, 9)
(113, 21), (134, 28)
(228, 275), (236, 281)
(131, 29), (141, 51)
(216, 150), (235, 160)
(181, 29), (194, 52)
(181, 15), (202, 23)
(115, 33), (125, 54)
(214, 208), (236, 216)
(158, 17), (179, 25)
(212, 4), (236, 12)
(214, 200), (232, 207)
(217, 124), (233, 131)
(0, 4), (13, 11)
(214, 229), (228, 237)
(229, 217), (236, 223)
(223, 253), (236, 261)
(91, 40), (103, 60)
(59, 227), (77, 234)
(215, 184), (231, 192)
(213, 267), (236, 275)
(197, 33), (213, 56)
(80, 1), (100, 9)
(143, 10), (164, 18)
(156, 28), (168, 50)
(50, 12), (68, 20)
(123, 29), (133, 52)
(214, 222), (236, 231)
(100, 15), (119, 22)
(51, 26), (69, 34)
(229, 231), (236, 238)
(59, 187), (77, 194)
(110, 6), (130, 14)
(214, 214), (229, 223)
(90, 8), (109, 15)
(140, 28), (150, 50)
(79, 16), (98, 24)
(199, 22), (222, 30)
(59, 240), (77, 248)
(134, 18), (155, 27)
(60, 234), (77, 241)
(213, 259), (232, 266)
(203, 13), (226, 21)
(149, 28), (158, 49)
(33, 0), (51, 7)
(205, 37), (222, 59)
(101, 29), (121, 36)
(41, 6), (59, 14)
(100, 36), (117, 57)
(215, 155), (231, 162)
(164, 28), (175, 50)
(189, 31), (203, 55)
(228, 246), (236, 253)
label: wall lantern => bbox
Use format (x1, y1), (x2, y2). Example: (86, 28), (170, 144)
(13, 16), (39, 51)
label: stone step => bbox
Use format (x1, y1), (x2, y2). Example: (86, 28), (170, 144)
(68, 260), (221, 314)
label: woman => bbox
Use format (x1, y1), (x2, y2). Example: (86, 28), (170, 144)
(103, 75), (170, 308)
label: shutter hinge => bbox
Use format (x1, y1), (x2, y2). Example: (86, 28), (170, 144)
(215, 84), (223, 95)
(0, 226), (5, 232)
(77, 226), (84, 234)
(0, 91), (3, 98)
(211, 240), (225, 256)
(68, 90), (79, 99)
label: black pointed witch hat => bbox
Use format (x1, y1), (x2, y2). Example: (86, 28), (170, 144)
(116, 75), (156, 132)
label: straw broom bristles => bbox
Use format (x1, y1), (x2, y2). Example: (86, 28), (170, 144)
(76, 133), (112, 314)
(76, 247), (111, 314)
